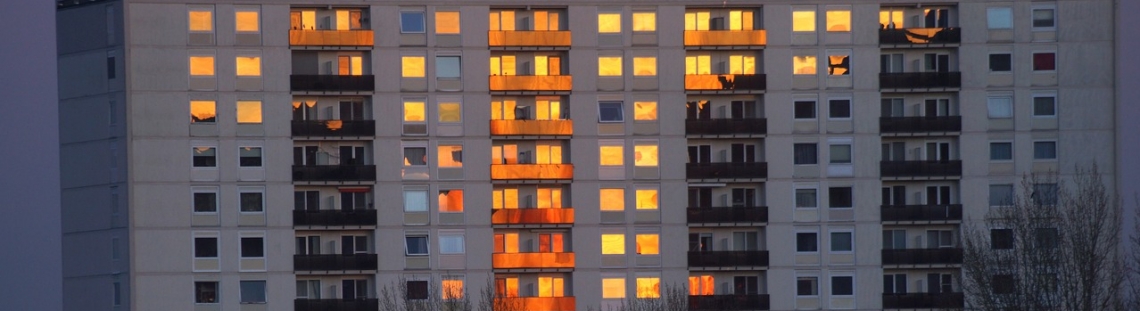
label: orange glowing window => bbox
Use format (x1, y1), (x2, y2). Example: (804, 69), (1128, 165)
(636, 234), (659, 255)
(729, 10), (754, 30)
(794, 56), (817, 75)
(634, 144), (658, 167)
(494, 233), (519, 253)
(599, 145), (624, 166)
(496, 277), (519, 297)
(635, 189), (658, 210)
(188, 10), (213, 31)
(235, 101), (261, 123)
(436, 11), (460, 34)
(438, 102), (461, 123)
(634, 102), (657, 121)
(438, 190), (463, 212)
(537, 187), (563, 209)
(601, 233), (625, 255)
(598, 57), (623, 77)
(442, 278), (464, 300)
(402, 56), (425, 78)
(632, 12), (656, 31)
(729, 55), (756, 75)
(826, 9), (851, 32)
(438, 145), (463, 167)
(633, 57), (656, 76)
(685, 55), (711, 75)
(538, 277), (565, 297)
(879, 11), (904, 29)
(492, 188), (519, 209)
(793, 10), (816, 32)
(190, 100), (216, 123)
(598, 13), (621, 33)
(828, 53), (850, 75)
(601, 278), (626, 298)
(235, 56), (261, 76)
(636, 277), (660, 298)
(684, 12), (710, 31)
(235, 11), (259, 32)
(688, 275), (715, 295)
(189, 56), (215, 76)
(539, 233), (564, 253)
(403, 101), (425, 122)
(599, 189), (624, 211)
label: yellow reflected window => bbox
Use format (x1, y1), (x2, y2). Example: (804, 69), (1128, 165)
(632, 12), (656, 31)
(442, 279), (464, 300)
(880, 11), (904, 28)
(438, 145), (463, 167)
(828, 54), (850, 75)
(189, 56), (215, 76)
(439, 190), (463, 212)
(599, 188), (624, 211)
(338, 56), (363, 76)
(793, 10), (816, 32)
(685, 55), (711, 75)
(636, 234), (659, 255)
(729, 55), (756, 75)
(827, 10), (851, 32)
(598, 13), (621, 33)
(602, 278), (625, 299)
(601, 234), (625, 255)
(633, 57), (656, 76)
(188, 10), (213, 31)
(634, 144), (658, 167)
(402, 56), (425, 78)
(493, 233), (519, 253)
(538, 277), (565, 297)
(236, 56), (260, 76)
(536, 100), (562, 120)
(190, 101), (216, 123)
(492, 188), (519, 209)
(684, 12), (710, 31)
(404, 101), (425, 122)
(490, 55), (515, 76)
(235, 101), (261, 123)
(598, 57), (623, 77)
(688, 276), (715, 295)
(537, 187), (562, 209)
(636, 277), (661, 298)
(634, 101), (657, 121)
(436, 11), (460, 34)
(599, 145), (624, 166)
(794, 56), (817, 75)
(235, 11), (259, 32)
(534, 11), (561, 31)
(439, 102), (461, 123)
(489, 11), (515, 31)
(636, 189), (658, 210)
(729, 10), (754, 30)
(535, 144), (563, 164)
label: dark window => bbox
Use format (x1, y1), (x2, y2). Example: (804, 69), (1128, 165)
(1035, 228), (1058, 248)
(794, 143), (818, 165)
(400, 12), (425, 33)
(406, 236), (428, 255)
(828, 187), (853, 208)
(193, 147), (217, 167)
(1033, 52), (1056, 71)
(830, 232), (853, 252)
(796, 232), (818, 252)
(989, 184), (1014, 207)
(404, 147), (427, 166)
(991, 229), (1013, 249)
(240, 192), (263, 212)
(195, 281), (219, 303)
(794, 101), (816, 119)
(239, 147), (262, 167)
(831, 276), (854, 295)
(295, 191), (320, 211)
(989, 54), (1012, 72)
(1033, 9), (1055, 28)
(796, 277), (818, 296)
(240, 237), (264, 258)
(1032, 183), (1058, 205)
(599, 102), (624, 122)
(407, 280), (429, 299)
(828, 99), (851, 118)
(795, 189), (817, 208)
(194, 237), (218, 258)
(107, 55), (116, 79)
(992, 275), (1015, 294)
(239, 281), (266, 304)
(1034, 96), (1056, 116)
(1033, 141), (1057, 160)
(193, 192), (217, 213)
(990, 142), (1013, 160)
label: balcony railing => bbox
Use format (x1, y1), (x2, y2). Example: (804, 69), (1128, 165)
(496, 297), (576, 311)
(689, 294), (771, 311)
(882, 293), (965, 309)
(293, 209), (377, 226)
(492, 208), (574, 225)
(295, 299), (379, 311)
(880, 116), (961, 134)
(684, 30), (767, 46)
(880, 72), (961, 89)
(687, 207), (768, 224)
(688, 251), (769, 267)
(687, 162), (768, 179)
(882, 248), (963, 265)
(294, 254), (378, 271)
(492, 252), (575, 269)
(488, 30), (572, 47)
(881, 205), (963, 222)
(291, 75), (374, 92)
(289, 29), (375, 46)
(490, 164), (573, 180)
(292, 165), (377, 182)
(685, 74), (767, 91)
(489, 119), (573, 136)
(292, 120), (376, 137)
(880, 161), (962, 178)
(686, 118), (767, 135)
(879, 28), (961, 45)
(489, 75), (572, 92)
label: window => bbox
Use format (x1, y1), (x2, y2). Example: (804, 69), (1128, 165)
(402, 56), (426, 78)
(827, 51), (850, 75)
(831, 276), (854, 296)
(633, 57), (656, 76)
(403, 190), (428, 212)
(190, 100), (216, 123)
(830, 144), (852, 164)
(828, 187), (852, 208)
(442, 276), (464, 300)
(989, 53), (1012, 72)
(193, 190), (217, 213)
(598, 13), (621, 33)
(188, 10), (213, 32)
(107, 53), (115, 79)
(636, 189), (658, 210)
(113, 281), (121, 305)
(1032, 183), (1058, 205)
(794, 100), (816, 119)
(636, 277), (661, 298)
(194, 237), (218, 258)
(195, 281), (218, 303)
(828, 99), (851, 119)
(794, 143), (818, 165)
(438, 144), (463, 167)
(239, 281), (266, 304)
(796, 188), (818, 208)
(439, 189), (463, 213)
(193, 147), (217, 167)
(404, 146), (427, 166)
(990, 142), (1013, 161)
(435, 11), (460, 34)
(599, 102), (624, 122)
(403, 100), (426, 124)
(239, 190), (263, 213)
(793, 9), (816, 32)
(598, 56), (623, 76)
(235, 10), (259, 32)
(401, 11), (425, 33)
(686, 55), (711, 75)
(436, 56), (461, 79)
(602, 278), (625, 298)
(1033, 7), (1055, 29)
(987, 96), (1012, 118)
(439, 232), (465, 254)
(600, 188), (625, 211)
(235, 56), (261, 76)
(796, 277), (819, 296)
(987, 7), (1013, 29)
(633, 12), (656, 31)
(236, 100), (261, 123)
(830, 231), (853, 252)
(794, 56), (817, 75)
(1033, 52), (1056, 71)
(438, 100), (461, 123)
(405, 235), (429, 255)
(634, 143), (658, 167)
(1033, 95), (1056, 116)
(407, 280), (428, 299)
(634, 101), (657, 121)
(601, 233), (625, 254)
(826, 8), (850, 32)
(990, 184), (1014, 207)
(991, 229), (1014, 249)
(189, 56), (215, 76)
(237, 146), (262, 167)
(240, 237), (263, 258)
(636, 234), (659, 255)
(1033, 141), (1057, 160)
(992, 275), (1015, 294)
(796, 232), (818, 252)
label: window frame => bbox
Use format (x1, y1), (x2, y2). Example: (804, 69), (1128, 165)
(238, 187), (265, 214)
(988, 53), (1012, 73)
(192, 146), (218, 168)
(827, 98), (852, 120)
(434, 10), (461, 34)
(435, 55), (462, 79)
(1032, 51), (1057, 72)
(190, 100), (216, 124)
(989, 141), (1014, 161)
(633, 101), (658, 121)
(234, 8), (260, 33)
(438, 189), (464, 213)
(825, 6), (851, 32)
(796, 229), (820, 253)
(1033, 140), (1058, 160)
(401, 55), (427, 78)
(193, 234), (219, 259)
(632, 56), (657, 77)
(633, 141), (659, 167)
(793, 143), (819, 165)
(188, 8), (214, 32)
(235, 54), (262, 77)
(598, 55), (624, 77)
(597, 12), (622, 34)
(238, 146), (263, 167)
(829, 230), (854, 253)
(192, 186), (219, 214)
(239, 280), (267, 304)
(794, 99), (817, 120)
(598, 101), (625, 123)
(400, 10), (427, 34)
(792, 7), (817, 32)
(1031, 5), (1056, 31)
(1032, 92), (1057, 117)
(986, 95), (1013, 119)
(989, 184), (1015, 207)
(829, 143), (852, 165)
(829, 273), (855, 297)
(437, 142), (464, 168)
(405, 234), (430, 256)
(986, 7), (1013, 30)
(795, 275), (820, 297)
(403, 188), (429, 212)
(239, 234), (265, 259)
(437, 97), (463, 123)
(827, 186), (853, 209)
(632, 11), (657, 32)
(194, 281), (220, 304)
(188, 53), (216, 77)
(438, 230), (466, 255)
(235, 100), (262, 123)
(793, 54), (818, 75)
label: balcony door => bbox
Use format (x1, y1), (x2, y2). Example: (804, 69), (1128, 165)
(538, 276), (565, 297)
(881, 98), (904, 117)
(296, 236), (321, 255)
(730, 144), (756, 163)
(342, 279), (368, 300)
(925, 230), (954, 248)
(732, 232), (758, 251)
(883, 274), (907, 294)
(339, 101), (365, 120)
(731, 101), (758, 119)
(294, 146), (320, 166)
(731, 188), (756, 207)
(339, 146), (366, 165)
(297, 280), (321, 299)
(883, 230), (907, 249)
(337, 55), (363, 76)
(880, 54), (904, 73)
(538, 233), (565, 253)
(294, 100), (318, 121)
(687, 100), (712, 120)
(926, 186), (952, 205)
(925, 142), (951, 161)
(923, 53), (950, 73)
(688, 145), (712, 164)
(882, 186), (906, 206)
(341, 235), (368, 255)
(923, 9), (950, 28)
(295, 191), (320, 211)
(340, 191), (367, 210)
(924, 99), (951, 117)
(733, 276), (760, 295)
(689, 233), (713, 252)
(927, 274), (953, 294)
(689, 188), (713, 208)
(881, 142), (906, 161)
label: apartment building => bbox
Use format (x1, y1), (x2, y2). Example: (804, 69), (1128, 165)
(57, 0), (1118, 310)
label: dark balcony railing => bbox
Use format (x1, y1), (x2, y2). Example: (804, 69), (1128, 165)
(688, 251), (769, 267)
(289, 29), (375, 46)
(489, 75), (572, 92)
(295, 299), (379, 311)
(495, 297), (576, 311)
(292, 120), (376, 137)
(880, 160), (962, 178)
(685, 74), (767, 91)
(689, 294), (771, 311)
(294, 254), (378, 271)
(292, 165), (377, 182)
(882, 293), (965, 309)
(687, 162), (768, 179)
(489, 119), (573, 136)
(881, 205), (963, 222)
(879, 28), (961, 45)
(290, 75), (375, 92)
(684, 30), (767, 46)
(882, 248), (963, 265)
(879, 116), (961, 133)
(490, 164), (573, 180)
(488, 31), (572, 47)
(687, 207), (768, 224)
(492, 252), (575, 269)
(293, 209), (377, 226)
(492, 208), (574, 225)
(880, 72), (961, 89)
(686, 118), (767, 135)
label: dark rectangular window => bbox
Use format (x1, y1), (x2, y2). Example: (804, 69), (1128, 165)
(990, 142), (1012, 160)
(1035, 228), (1058, 249)
(405, 236), (428, 255)
(107, 55), (116, 79)
(796, 277), (817, 296)
(404, 147), (427, 166)
(828, 99), (851, 119)
(989, 54), (1012, 72)
(1033, 141), (1057, 160)
(193, 147), (217, 167)
(240, 192), (263, 212)
(195, 281), (219, 303)
(599, 102), (624, 122)
(828, 187), (853, 208)
(831, 276), (854, 296)
(239, 281), (266, 304)
(1032, 9), (1055, 28)
(793, 143), (818, 165)
(991, 229), (1013, 249)
(1033, 96), (1056, 116)
(400, 11), (425, 33)
(240, 237), (264, 258)
(1032, 183), (1058, 205)
(239, 147), (262, 167)
(194, 237), (218, 258)
(992, 275), (1015, 294)
(1033, 52), (1056, 71)
(796, 232), (818, 252)
(407, 280), (429, 299)
(794, 101), (816, 119)
(193, 192), (217, 213)
(294, 191), (319, 211)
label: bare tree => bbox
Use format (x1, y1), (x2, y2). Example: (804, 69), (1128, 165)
(596, 282), (689, 311)
(961, 165), (1124, 311)
(377, 276), (473, 311)
(475, 276), (522, 311)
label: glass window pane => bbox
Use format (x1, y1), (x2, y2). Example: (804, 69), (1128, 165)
(794, 56), (817, 75)
(829, 99), (851, 118)
(240, 192), (263, 212)
(600, 188), (624, 211)
(830, 145), (852, 163)
(599, 102), (624, 122)
(795, 189), (818, 208)
(989, 54), (1012, 72)
(194, 192), (217, 212)
(240, 237), (264, 257)
(1034, 141), (1057, 159)
(634, 144), (658, 167)
(439, 190), (464, 212)
(632, 12), (656, 31)
(635, 189), (658, 210)
(794, 144), (818, 165)
(189, 56), (215, 76)
(987, 7), (1013, 29)
(601, 234), (625, 254)
(404, 190), (428, 212)
(189, 11), (213, 31)
(402, 56), (425, 77)
(235, 11), (259, 32)
(598, 57), (623, 76)
(990, 143), (1013, 160)
(987, 97), (1012, 118)
(240, 281), (266, 303)
(439, 234), (465, 254)
(826, 10), (850, 32)
(236, 56), (261, 76)
(436, 56), (461, 78)
(602, 278), (625, 298)
(598, 13), (621, 33)
(633, 57), (656, 76)
(439, 102), (461, 122)
(794, 101), (816, 119)
(1033, 9), (1055, 28)
(989, 185), (1014, 207)
(404, 147), (426, 166)
(1034, 96), (1056, 116)
(599, 145), (624, 166)
(793, 10), (816, 32)
(796, 232), (818, 252)
(435, 11), (460, 34)
(634, 101), (657, 121)
(401, 12), (425, 33)
(828, 54), (850, 75)
(236, 101), (261, 123)
(404, 101), (425, 122)
(190, 100), (216, 123)
(636, 234), (659, 255)
(831, 277), (853, 295)
(636, 277), (660, 298)
(438, 145), (463, 167)
(830, 232), (853, 251)
(1033, 53), (1056, 71)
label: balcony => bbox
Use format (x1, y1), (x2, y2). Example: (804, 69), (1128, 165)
(881, 205), (963, 222)
(882, 293), (964, 309)
(291, 75), (374, 92)
(293, 209), (377, 227)
(880, 116), (961, 134)
(685, 74), (767, 92)
(295, 299), (379, 311)
(879, 28), (961, 45)
(880, 161), (962, 178)
(488, 31), (571, 47)
(684, 30), (767, 47)
(292, 120), (376, 137)
(289, 29), (375, 47)
(882, 248), (963, 265)
(294, 254), (378, 271)
(689, 294), (770, 311)
(687, 162), (768, 180)
(686, 118), (767, 136)
(492, 252), (575, 269)
(880, 72), (961, 90)
(489, 75), (572, 92)
(490, 164), (573, 180)
(688, 251), (769, 268)
(687, 207), (768, 224)
(492, 208), (574, 225)
(292, 165), (377, 182)
(489, 119), (573, 136)
(496, 297), (576, 311)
